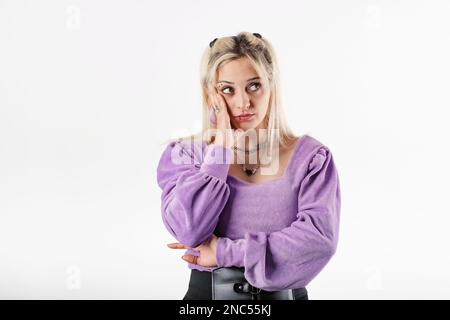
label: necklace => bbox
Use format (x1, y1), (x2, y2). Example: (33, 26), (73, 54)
(232, 141), (267, 155)
(232, 140), (267, 176)
(241, 164), (260, 176)
(206, 138), (265, 178)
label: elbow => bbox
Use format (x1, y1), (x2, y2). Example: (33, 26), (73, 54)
(176, 231), (211, 248)
(162, 203), (216, 248)
(162, 216), (211, 248)
(162, 210), (212, 247)
(322, 236), (338, 259)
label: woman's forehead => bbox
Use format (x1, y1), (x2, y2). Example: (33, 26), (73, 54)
(214, 57), (268, 86)
(217, 58), (255, 75)
(216, 69), (261, 85)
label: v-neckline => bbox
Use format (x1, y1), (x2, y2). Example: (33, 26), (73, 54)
(226, 134), (308, 186)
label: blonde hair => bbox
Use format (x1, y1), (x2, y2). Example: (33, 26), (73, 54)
(165, 31), (296, 155)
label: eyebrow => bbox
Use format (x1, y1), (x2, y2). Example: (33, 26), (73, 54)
(217, 77), (260, 85)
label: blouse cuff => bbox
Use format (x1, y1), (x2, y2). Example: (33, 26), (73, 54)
(199, 144), (232, 181)
(216, 237), (246, 267)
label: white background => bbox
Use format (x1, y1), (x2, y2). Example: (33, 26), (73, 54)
(1, 0), (449, 299)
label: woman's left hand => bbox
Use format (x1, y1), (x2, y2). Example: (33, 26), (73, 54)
(167, 234), (219, 267)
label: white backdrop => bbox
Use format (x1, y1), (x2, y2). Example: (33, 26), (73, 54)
(1, 0), (449, 299)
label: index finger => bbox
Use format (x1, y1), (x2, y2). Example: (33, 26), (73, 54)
(167, 243), (191, 249)
(207, 87), (219, 106)
(213, 88), (228, 109)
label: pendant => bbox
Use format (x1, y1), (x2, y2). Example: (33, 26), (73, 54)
(243, 167), (258, 176)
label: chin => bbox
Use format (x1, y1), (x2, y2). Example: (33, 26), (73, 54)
(233, 117), (265, 132)
(235, 123), (256, 132)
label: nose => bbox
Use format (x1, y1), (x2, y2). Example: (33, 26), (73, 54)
(233, 90), (251, 110)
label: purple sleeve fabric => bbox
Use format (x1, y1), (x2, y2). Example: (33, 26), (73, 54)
(156, 140), (232, 248)
(215, 147), (341, 291)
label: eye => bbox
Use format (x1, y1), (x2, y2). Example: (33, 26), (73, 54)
(221, 87), (233, 94)
(249, 82), (261, 91)
(220, 82), (261, 94)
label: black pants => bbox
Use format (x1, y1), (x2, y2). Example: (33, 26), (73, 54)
(183, 269), (309, 300)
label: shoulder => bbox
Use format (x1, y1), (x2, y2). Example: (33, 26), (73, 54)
(297, 133), (330, 152)
(158, 138), (210, 166)
(288, 134), (335, 177)
(160, 137), (208, 153)
(156, 138), (210, 188)
(300, 134), (332, 168)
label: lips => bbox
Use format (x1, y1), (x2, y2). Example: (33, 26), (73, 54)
(236, 113), (254, 118)
(235, 113), (255, 122)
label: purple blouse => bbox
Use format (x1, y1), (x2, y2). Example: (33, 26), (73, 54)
(156, 134), (341, 291)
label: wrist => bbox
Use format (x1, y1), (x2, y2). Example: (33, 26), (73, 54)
(216, 237), (246, 267)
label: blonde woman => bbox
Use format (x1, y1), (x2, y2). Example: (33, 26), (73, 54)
(157, 32), (341, 300)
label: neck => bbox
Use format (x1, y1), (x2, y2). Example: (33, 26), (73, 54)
(232, 128), (270, 166)
(234, 128), (268, 151)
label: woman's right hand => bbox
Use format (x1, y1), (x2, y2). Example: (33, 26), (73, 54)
(208, 87), (235, 149)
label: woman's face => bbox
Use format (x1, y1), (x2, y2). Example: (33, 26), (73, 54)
(215, 57), (271, 131)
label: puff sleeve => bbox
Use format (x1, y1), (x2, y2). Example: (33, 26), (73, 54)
(215, 146), (341, 291)
(157, 140), (232, 248)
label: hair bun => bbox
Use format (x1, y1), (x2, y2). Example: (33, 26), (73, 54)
(253, 33), (262, 39)
(209, 38), (218, 48)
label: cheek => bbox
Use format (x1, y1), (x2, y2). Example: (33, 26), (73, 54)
(220, 95), (232, 109)
(255, 93), (270, 114)
(255, 87), (269, 99)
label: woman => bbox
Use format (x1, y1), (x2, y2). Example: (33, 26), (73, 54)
(156, 32), (341, 300)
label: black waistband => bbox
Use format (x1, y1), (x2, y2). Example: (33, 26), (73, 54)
(184, 268), (308, 300)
